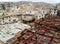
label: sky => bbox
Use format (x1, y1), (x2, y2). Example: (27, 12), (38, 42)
(0, 0), (60, 4)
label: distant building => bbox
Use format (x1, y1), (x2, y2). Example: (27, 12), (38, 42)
(49, 8), (57, 16)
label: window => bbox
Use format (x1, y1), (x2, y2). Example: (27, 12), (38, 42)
(39, 16), (40, 17)
(24, 16), (26, 18)
(36, 16), (38, 18)
(43, 11), (45, 13)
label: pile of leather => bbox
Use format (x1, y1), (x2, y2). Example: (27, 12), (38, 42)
(13, 16), (60, 44)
